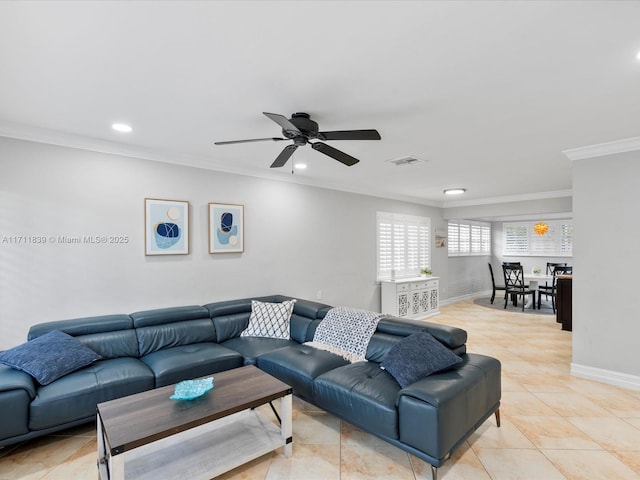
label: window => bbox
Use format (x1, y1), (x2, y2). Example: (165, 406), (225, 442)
(503, 220), (573, 256)
(377, 212), (430, 280)
(448, 220), (491, 256)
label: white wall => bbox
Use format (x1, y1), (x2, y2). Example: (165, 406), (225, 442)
(0, 137), (446, 349)
(572, 150), (640, 384)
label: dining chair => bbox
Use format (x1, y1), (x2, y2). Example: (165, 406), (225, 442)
(550, 265), (573, 313)
(488, 263), (506, 304)
(502, 262), (530, 289)
(502, 264), (537, 311)
(539, 262), (567, 301)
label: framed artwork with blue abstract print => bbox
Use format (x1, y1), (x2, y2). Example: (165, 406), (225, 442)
(145, 198), (190, 255)
(209, 203), (244, 253)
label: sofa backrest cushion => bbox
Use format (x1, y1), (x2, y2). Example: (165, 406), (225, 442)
(365, 316), (468, 362)
(377, 317), (467, 349)
(213, 312), (251, 343)
(131, 306), (215, 357)
(77, 331), (140, 360)
(204, 295), (332, 344)
(27, 314), (139, 359)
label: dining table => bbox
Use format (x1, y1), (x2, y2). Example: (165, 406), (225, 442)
(523, 272), (552, 309)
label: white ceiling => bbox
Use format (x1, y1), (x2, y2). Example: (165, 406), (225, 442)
(1, 1), (639, 207)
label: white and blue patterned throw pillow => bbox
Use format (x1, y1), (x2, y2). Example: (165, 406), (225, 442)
(241, 299), (297, 339)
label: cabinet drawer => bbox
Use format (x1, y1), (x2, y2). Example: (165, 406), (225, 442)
(411, 282), (427, 290)
(426, 280), (438, 288)
(397, 283), (410, 292)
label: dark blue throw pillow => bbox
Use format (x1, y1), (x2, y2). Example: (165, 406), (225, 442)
(0, 330), (102, 385)
(380, 330), (462, 388)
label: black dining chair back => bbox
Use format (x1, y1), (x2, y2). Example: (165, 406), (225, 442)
(539, 262), (567, 300)
(550, 265), (573, 313)
(502, 264), (536, 311)
(538, 262), (567, 299)
(488, 263), (506, 304)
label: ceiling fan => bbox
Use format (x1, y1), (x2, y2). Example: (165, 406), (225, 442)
(214, 112), (381, 168)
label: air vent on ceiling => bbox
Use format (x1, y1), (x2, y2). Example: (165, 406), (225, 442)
(386, 156), (425, 166)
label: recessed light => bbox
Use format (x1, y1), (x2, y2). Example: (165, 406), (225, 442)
(636, 50), (640, 60)
(112, 123), (132, 133)
(294, 163), (307, 170)
(444, 188), (466, 195)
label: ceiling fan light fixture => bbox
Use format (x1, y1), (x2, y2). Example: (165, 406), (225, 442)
(294, 162), (307, 170)
(444, 188), (466, 195)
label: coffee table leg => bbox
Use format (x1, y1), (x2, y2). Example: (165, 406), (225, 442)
(281, 394), (293, 458)
(97, 413), (124, 480)
(109, 453), (124, 479)
(97, 414), (106, 479)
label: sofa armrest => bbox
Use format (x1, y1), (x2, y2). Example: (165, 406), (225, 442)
(396, 354), (501, 463)
(398, 353), (500, 406)
(0, 365), (36, 444)
(0, 365), (36, 399)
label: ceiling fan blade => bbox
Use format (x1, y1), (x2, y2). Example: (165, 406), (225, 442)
(214, 137), (287, 145)
(319, 129), (381, 141)
(270, 144), (298, 168)
(263, 112), (301, 134)
(311, 142), (360, 166)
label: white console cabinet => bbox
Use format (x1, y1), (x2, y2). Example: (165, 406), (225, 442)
(381, 277), (440, 319)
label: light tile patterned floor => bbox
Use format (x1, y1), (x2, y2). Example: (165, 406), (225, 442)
(1, 299), (639, 479)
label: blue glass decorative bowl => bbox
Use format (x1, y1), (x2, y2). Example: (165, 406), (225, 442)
(170, 377), (214, 400)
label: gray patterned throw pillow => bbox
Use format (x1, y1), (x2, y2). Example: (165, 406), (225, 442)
(241, 299), (297, 339)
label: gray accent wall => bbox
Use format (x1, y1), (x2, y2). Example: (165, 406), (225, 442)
(0, 136), (446, 349)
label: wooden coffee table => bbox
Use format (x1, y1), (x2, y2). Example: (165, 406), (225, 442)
(97, 365), (293, 480)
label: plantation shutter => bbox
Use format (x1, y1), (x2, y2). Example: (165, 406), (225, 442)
(377, 212), (430, 280)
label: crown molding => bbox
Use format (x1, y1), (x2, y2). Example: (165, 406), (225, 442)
(0, 121), (570, 210)
(563, 136), (640, 161)
(442, 189), (573, 208)
(0, 121), (441, 208)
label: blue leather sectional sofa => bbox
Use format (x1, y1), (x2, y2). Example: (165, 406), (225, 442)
(0, 295), (501, 479)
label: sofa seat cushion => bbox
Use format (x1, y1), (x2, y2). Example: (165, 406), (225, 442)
(314, 362), (401, 439)
(257, 345), (349, 400)
(221, 337), (298, 365)
(140, 343), (243, 387)
(29, 357), (154, 430)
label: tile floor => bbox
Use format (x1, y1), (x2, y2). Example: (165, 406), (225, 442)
(1, 299), (639, 479)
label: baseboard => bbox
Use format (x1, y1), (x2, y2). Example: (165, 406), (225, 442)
(440, 291), (490, 306)
(571, 363), (640, 391)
